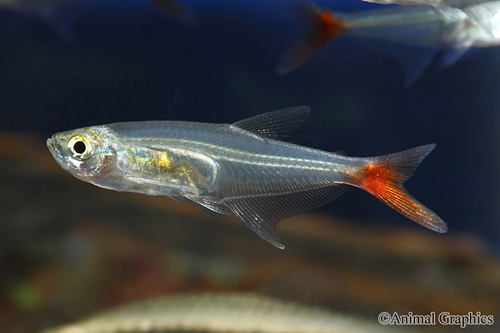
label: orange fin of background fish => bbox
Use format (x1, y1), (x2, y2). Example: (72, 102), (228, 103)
(277, 2), (349, 74)
(351, 144), (448, 233)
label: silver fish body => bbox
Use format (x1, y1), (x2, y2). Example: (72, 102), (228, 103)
(41, 293), (401, 333)
(342, 4), (500, 49)
(462, 1), (500, 46)
(278, 2), (500, 85)
(47, 107), (447, 248)
(362, 0), (489, 9)
(354, 1), (500, 47)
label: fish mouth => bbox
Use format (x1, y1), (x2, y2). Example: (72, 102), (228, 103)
(46, 137), (56, 155)
(46, 136), (64, 165)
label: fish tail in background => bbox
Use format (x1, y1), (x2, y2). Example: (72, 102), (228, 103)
(35, 7), (75, 43)
(34, 3), (96, 43)
(147, 0), (196, 25)
(277, 1), (349, 74)
(349, 144), (448, 233)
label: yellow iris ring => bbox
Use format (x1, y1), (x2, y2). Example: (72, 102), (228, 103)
(68, 135), (93, 160)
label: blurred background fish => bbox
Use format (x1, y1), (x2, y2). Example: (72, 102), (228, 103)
(0, 0), (94, 42)
(0, 0), (193, 41)
(279, 1), (500, 84)
(362, 0), (488, 8)
(42, 293), (402, 333)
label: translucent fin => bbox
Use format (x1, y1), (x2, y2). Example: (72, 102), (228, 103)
(232, 106), (311, 140)
(185, 197), (232, 217)
(147, 0), (196, 25)
(350, 144), (448, 233)
(35, 3), (93, 43)
(277, 2), (349, 74)
(39, 7), (77, 43)
(168, 196), (186, 203)
(352, 38), (437, 86)
(224, 184), (348, 249)
(439, 47), (469, 69)
(398, 47), (437, 86)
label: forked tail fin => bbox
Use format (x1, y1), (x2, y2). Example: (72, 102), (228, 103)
(350, 144), (448, 233)
(277, 2), (349, 74)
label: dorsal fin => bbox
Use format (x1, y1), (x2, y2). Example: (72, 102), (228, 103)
(232, 106), (311, 140)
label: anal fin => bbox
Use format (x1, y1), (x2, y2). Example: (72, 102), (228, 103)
(352, 38), (437, 86)
(223, 184), (348, 249)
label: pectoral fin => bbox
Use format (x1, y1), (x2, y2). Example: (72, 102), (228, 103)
(223, 185), (348, 249)
(168, 196), (186, 203)
(232, 106), (311, 141)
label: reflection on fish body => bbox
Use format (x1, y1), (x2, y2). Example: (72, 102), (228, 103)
(46, 106), (447, 249)
(41, 293), (402, 333)
(362, 0), (487, 9)
(279, 1), (500, 84)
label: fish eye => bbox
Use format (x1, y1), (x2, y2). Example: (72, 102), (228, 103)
(73, 141), (86, 154)
(68, 136), (93, 160)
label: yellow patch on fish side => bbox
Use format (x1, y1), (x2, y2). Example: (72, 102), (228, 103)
(154, 151), (173, 170)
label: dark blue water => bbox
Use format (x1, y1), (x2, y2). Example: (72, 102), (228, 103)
(1, 0), (498, 251)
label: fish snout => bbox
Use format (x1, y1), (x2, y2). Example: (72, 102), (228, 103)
(46, 137), (53, 149)
(46, 137), (57, 156)
(46, 136), (64, 163)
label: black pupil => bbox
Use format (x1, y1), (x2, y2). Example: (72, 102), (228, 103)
(73, 141), (86, 154)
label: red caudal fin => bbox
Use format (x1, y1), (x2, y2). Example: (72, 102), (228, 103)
(351, 144), (448, 233)
(277, 2), (349, 74)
